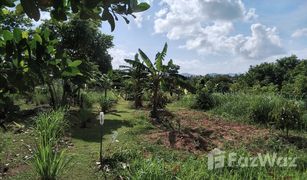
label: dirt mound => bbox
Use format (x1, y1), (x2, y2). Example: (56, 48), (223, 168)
(145, 110), (270, 153)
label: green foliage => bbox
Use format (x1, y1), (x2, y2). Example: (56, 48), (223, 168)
(35, 109), (67, 146)
(3, 0), (150, 32)
(126, 157), (173, 179)
(0, 93), (19, 120)
(209, 93), (307, 132)
(281, 74), (307, 99)
(121, 54), (148, 108)
(135, 43), (185, 118)
(33, 144), (70, 180)
(271, 100), (304, 136)
(148, 92), (170, 109)
(33, 109), (70, 180)
(173, 93), (197, 108)
(32, 87), (49, 105)
(249, 96), (276, 124)
(79, 108), (92, 128)
(99, 97), (116, 113)
(192, 91), (216, 111)
(0, 131), (8, 159)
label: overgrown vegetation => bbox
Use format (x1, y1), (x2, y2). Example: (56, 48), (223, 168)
(1, 1), (307, 179)
(33, 110), (70, 180)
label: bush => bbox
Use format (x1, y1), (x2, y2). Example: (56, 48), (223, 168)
(271, 100), (303, 136)
(173, 94), (196, 108)
(249, 96), (276, 124)
(35, 110), (67, 146)
(33, 109), (70, 180)
(192, 91), (215, 110)
(99, 97), (116, 113)
(79, 108), (92, 128)
(81, 93), (96, 109)
(32, 87), (49, 105)
(209, 93), (307, 132)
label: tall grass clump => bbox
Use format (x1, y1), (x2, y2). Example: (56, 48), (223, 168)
(33, 109), (70, 180)
(32, 87), (49, 106)
(211, 93), (255, 121)
(210, 93), (306, 132)
(81, 91), (100, 109)
(172, 93), (196, 108)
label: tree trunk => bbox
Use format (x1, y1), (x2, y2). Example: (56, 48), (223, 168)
(47, 83), (56, 109)
(151, 80), (159, 119)
(134, 95), (143, 109)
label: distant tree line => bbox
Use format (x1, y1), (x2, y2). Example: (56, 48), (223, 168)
(190, 55), (307, 100)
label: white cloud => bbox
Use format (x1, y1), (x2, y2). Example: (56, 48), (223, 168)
(108, 48), (135, 69)
(291, 28), (307, 38)
(236, 24), (285, 59)
(154, 0), (284, 60)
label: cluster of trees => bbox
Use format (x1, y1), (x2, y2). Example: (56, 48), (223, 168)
(191, 55), (307, 100)
(1, 0), (189, 124)
(120, 43), (189, 119)
(0, 0), (150, 125)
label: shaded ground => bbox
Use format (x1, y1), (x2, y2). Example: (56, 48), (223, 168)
(145, 109), (270, 153)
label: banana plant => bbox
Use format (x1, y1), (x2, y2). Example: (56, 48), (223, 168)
(138, 43), (185, 119)
(120, 54), (148, 108)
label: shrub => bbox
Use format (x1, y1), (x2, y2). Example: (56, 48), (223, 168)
(33, 144), (70, 180)
(79, 108), (92, 128)
(33, 109), (70, 180)
(35, 110), (67, 146)
(192, 91), (215, 110)
(32, 87), (49, 105)
(271, 100), (303, 136)
(249, 96), (276, 124)
(209, 93), (306, 131)
(173, 94), (196, 108)
(99, 97), (116, 113)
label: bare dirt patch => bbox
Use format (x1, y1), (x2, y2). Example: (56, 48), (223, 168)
(145, 109), (270, 153)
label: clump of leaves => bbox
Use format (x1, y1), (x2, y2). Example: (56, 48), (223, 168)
(33, 109), (70, 180)
(192, 91), (216, 110)
(249, 96), (275, 124)
(271, 100), (303, 136)
(99, 97), (116, 113)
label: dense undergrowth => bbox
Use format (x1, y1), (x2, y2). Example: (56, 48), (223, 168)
(1, 96), (307, 179)
(175, 92), (307, 133)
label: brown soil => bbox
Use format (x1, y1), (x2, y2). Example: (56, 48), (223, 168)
(145, 109), (270, 153)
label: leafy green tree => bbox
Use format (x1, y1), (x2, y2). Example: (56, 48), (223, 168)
(40, 18), (114, 106)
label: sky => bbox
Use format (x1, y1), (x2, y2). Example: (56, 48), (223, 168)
(34, 0), (307, 75)
(100, 0), (307, 75)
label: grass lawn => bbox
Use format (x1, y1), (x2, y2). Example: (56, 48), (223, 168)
(1, 99), (307, 179)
